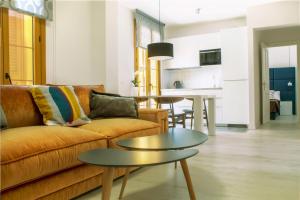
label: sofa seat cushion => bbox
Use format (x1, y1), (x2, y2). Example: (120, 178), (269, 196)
(79, 118), (160, 139)
(1, 165), (104, 200)
(0, 126), (107, 191)
(79, 118), (161, 147)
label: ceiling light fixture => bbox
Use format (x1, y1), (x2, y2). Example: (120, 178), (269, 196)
(147, 0), (173, 61)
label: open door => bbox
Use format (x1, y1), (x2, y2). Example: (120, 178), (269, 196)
(261, 43), (270, 124)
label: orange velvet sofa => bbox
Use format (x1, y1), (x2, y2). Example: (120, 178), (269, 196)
(0, 85), (168, 200)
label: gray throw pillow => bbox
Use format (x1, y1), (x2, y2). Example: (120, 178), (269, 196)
(89, 94), (138, 119)
(92, 90), (121, 97)
(0, 105), (8, 130)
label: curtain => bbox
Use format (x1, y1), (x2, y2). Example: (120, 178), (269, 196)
(0, 0), (53, 21)
(135, 9), (164, 49)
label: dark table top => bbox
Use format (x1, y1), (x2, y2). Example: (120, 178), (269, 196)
(78, 148), (198, 167)
(117, 128), (208, 151)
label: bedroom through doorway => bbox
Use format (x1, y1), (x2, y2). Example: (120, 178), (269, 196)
(261, 44), (298, 124)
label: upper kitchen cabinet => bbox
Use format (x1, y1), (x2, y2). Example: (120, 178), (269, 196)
(163, 33), (221, 69)
(221, 27), (248, 80)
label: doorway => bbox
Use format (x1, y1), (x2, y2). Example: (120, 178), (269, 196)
(261, 43), (299, 124)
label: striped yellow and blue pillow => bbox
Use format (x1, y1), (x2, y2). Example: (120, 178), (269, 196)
(31, 86), (91, 126)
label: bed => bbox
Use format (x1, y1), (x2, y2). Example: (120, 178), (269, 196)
(270, 90), (280, 120)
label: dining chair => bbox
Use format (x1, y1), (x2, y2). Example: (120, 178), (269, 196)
(182, 98), (209, 129)
(134, 96), (149, 108)
(154, 96), (186, 128)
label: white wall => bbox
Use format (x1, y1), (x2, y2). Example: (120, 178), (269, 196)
(91, 1), (106, 86)
(247, 1), (300, 29)
(117, 5), (135, 96)
(163, 66), (222, 89)
(46, 1), (106, 85)
(105, 1), (119, 93)
(268, 45), (297, 68)
(166, 17), (246, 38)
(249, 26), (300, 128)
(46, 0), (134, 95)
(105, 2), (135, 95)
(248, 29), (262, 129)
(247, 1), (300, 128)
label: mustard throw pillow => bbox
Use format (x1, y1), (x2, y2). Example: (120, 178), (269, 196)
(31, 86), (91, 126)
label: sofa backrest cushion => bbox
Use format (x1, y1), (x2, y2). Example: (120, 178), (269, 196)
(0, 85), (105, 128)
(73, 85), (105, 115)
(0, 86), (43, 128)
(0, 104), (8, 130)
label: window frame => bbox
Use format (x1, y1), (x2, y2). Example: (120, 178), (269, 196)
(0, 7), (46, 85)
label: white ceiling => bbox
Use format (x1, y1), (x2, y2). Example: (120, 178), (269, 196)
(120, 0), (287, 25)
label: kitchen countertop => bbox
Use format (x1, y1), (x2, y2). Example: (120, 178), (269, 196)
(161, 88), (223, 90)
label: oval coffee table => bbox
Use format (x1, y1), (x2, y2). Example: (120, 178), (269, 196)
(117, 128), (208, 200)
(78, 148), (198, 200)
(118, 128), (208, 150)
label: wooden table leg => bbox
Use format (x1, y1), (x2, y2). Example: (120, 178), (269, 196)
(180, 159), (196, 200)
(102, 167), (115, 200)
(119, 168), (130, 199)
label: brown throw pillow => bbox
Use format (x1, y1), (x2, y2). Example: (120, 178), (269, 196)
(89, 93), (138, 119)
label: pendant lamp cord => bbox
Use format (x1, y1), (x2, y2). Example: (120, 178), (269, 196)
(159, 0), (161, 42)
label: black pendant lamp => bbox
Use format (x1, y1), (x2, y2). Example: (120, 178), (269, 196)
(147, 0), (173, 61)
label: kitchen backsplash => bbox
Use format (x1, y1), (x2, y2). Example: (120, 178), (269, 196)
(162, 65), (223, 89)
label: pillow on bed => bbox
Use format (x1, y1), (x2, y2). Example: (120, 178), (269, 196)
(269, 90), (280, 101)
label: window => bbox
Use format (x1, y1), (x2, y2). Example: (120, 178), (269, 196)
(134, 10), (163, 107)
(9, 10), (34, 85)
(0, 8), (45, 85)
(135, 47), (160, 107)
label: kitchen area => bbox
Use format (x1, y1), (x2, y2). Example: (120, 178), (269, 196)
(161, 27), (249, 127)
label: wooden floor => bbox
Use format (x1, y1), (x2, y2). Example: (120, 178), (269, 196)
(75, 121), (300, 200)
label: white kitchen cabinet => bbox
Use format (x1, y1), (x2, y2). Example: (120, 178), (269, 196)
(163, 37), (196, 68)
(163, 33), (221, 69)
(221, 27), (248, 80)
(221, 27), (249, 125)
(215, 106), (223, 124)
(222, 80), (249, 124)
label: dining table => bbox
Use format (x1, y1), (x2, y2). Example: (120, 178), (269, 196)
(133, 95), (216, 136)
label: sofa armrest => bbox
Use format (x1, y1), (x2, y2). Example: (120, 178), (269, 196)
(138, 108), (168, 134)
